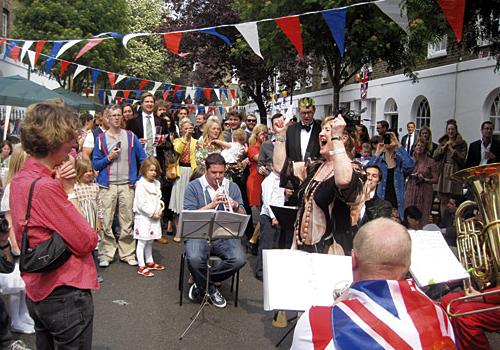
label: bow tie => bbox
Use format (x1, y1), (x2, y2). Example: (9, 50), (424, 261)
(301, 124), (312, 132)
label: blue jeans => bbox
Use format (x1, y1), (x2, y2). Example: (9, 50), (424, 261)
(26, 286), (94, 350)
(184, 238), (246, 293)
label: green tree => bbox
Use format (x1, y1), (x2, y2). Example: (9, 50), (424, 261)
(13, 0), (130, 91)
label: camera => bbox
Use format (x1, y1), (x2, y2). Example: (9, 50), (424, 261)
(383, 133), (391, 145)
(114, 141), (121, 150)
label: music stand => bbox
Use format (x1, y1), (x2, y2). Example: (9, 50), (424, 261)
(178, 209), (249, 340)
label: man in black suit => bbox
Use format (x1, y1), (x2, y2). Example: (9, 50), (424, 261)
(465, 121), (500, 168)
(401, 121), (417, 156)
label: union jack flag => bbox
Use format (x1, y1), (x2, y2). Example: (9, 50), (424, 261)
(292, 280), (456, 350)
(360, 66), (369, 100)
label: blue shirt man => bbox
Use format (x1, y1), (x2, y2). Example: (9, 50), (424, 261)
(183, 153), (246, 308)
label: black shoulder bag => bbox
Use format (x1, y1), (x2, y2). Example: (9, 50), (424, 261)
(19, 177), (72, 273)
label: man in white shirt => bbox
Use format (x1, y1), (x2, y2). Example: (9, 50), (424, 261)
(401, 121), (417, 156)
(82, 108), (109, 161)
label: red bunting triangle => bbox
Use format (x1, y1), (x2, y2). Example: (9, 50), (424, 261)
(162, 88), (171, 101)
(172, 85), (181, 95)
(59, 60), (71, 78)
(116, 97), (122, 104)
(438, 0), (466, 43)
(74, 39), (103, 61)
(274, 16), (303, 58)
(203, 88), (212, 102)
(9, 46), (20, 62)
(163, 32), (182, 55)
(107, 72), (116, 89)
(138, 79), (149, 90)
(34, 40), (46, 65)
(123, 90), (131, 99)
(229, 89), (236, 99)
(0, 38), (6, 46)
(189, 105), (195, 114)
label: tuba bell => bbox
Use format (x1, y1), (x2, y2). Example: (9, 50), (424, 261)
(446, 163), (500, 317)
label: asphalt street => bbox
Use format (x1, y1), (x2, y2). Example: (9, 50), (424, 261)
(14, 240), (296, 349)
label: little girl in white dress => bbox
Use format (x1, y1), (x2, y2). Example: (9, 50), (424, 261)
(133, 157), (166, 277)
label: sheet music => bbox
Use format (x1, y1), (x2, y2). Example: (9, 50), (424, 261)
(179, 210), (215, 240)
(213, 211), (250, 239)
(409, 230), (469, 287)
(263, 249), (352, 311)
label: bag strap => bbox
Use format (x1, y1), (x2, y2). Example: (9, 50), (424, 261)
(22, 177), (42, 251)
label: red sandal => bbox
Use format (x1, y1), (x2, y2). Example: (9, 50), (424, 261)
(146, 262), (166, 271)
(137, 266), (154, 277)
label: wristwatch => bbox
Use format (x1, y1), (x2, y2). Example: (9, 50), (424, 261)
(331, 136), (342, 142)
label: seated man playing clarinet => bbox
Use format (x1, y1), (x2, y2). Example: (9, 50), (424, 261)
(183, 153), (246, 308)
(292, 218), (457, 350)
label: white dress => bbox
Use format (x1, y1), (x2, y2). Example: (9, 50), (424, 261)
(133, 177), (163, 240)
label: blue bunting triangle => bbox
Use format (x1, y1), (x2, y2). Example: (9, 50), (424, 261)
(3, 40), (17, 61)
(91, 68), (100, 86)
(98, 89), (105, 104)
(322, 9), (347, 56)
(200, 28), (232, 46)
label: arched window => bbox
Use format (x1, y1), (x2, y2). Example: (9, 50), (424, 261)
(384, 98), (398, 131)
(490, 90), (500, 135)
(416, 98), (431, 130)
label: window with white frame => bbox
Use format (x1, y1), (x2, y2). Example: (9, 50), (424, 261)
(321, 68), (329, 84)
(384, 98), (398, 131)
(427, 35), (447, 59)
(294, 80), (301, 91)
(305, 66), (313, 88)
(490, 91), (500, 135)
(1, 10), (7, 54)
(416, 98), (431, 130)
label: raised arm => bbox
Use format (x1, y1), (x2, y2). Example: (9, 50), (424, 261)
(272, 116), (288, 174)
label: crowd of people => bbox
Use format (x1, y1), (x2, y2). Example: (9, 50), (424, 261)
(0, 93), (499, 349)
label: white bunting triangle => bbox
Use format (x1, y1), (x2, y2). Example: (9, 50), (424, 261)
(27, 50), (36, 68)
(107, 95), (114, 104)
(20, 41), (34, 62)
(110, 90), (118, 100)
(115, 74), (126, 85)
(214, 88), (221, 101)
(235, 22), (263, 59)
(73, 64), (87, 79)
(56, 39), (81, 58)
(151, 82), (162, 95)
(122, 33), (148, 49)
(185, 87), (195, 100)
(376, 0), (409, 33)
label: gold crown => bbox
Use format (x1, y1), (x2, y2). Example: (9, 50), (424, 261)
(298, 97), (315, 108)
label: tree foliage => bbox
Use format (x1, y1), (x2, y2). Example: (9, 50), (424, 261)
(13, 0), (130, 91)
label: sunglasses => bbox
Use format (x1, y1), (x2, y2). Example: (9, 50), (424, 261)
(246, 119), (257, 123)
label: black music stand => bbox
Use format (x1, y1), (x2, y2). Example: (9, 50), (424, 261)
(178, 209), (249, 340)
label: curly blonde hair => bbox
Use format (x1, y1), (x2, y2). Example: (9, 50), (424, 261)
(21, 101), (79, 158)
(201, 119), (224, 147)
(249, 124), (268, 145)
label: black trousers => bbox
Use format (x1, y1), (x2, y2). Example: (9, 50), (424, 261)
(0, 298), (12, 350)
(26, 286), (94, 350)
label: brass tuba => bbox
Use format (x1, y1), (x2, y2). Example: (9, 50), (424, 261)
(451, 163), (500, 290)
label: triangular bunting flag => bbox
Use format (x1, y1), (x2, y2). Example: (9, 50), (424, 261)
(49, 41), (64, 60)
(218, 106), (223, 115)
(59, 60), (71, 78)
(56, 39), (81, 58)
(115, 74), (127, 86)
(45, 56), (56, 74)
(110, 90), (118, 101)
(20, 40), (33, 62)
(107, 95), (113, 105)
(229, 89), (236, 99)
(186, 87), (195, 100)
(27, 50), (36, 68)
(162, 89), (170, 101)
(375, 0), (410, 34)
(98, 89), (105, 104)
(73, 64), (87, 79)
(3, 41), (17, 61)
(163, 32), (182, 55)
(116, 96), (122, 104)
(138, 79), (149, 90)
(45, 41), (64, 73)
(203, 88), (212, 102)
(91, 68), (100, 86)
(189, 105), (196, 114)
(122, 33), (148, 49)
(151, 82), (162, 95)
(222, 89), (229, 99)
(9, 46), (20, 62)
(214, 89), (221, 101)
(123, 90), (131, 99)
(135, 90), (141, 98)
(75, 39), (103, 60)
(322, 9), (347, 56)
(0, 38), (6, 47)
(195, 87), (203, 101)
(200, 28), (232, 46)
(275, 16), (303, 58)
(34, 40), (46, 65)
(235, 22), (263, 59)
(107, 72), (116, 89)
(437, 0), (466, 42)
(163, 84), (171, 94)
(175, 89), (184, 101)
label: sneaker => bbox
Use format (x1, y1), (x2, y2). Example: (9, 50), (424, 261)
(9, 340), (31, 350)
(99, 259), (110, 268)
(124, 258), (138, 266)
(188, 283), (202, 302)
(209, 287), (227, 308)
(137, 266), (154, 277)
(146, 262), (165, 271)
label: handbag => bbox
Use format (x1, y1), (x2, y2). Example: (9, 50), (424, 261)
(19, 178), (72, 273)
(164, 149), (178, 181)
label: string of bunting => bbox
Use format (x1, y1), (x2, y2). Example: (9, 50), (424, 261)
(0, 0), (416, 63)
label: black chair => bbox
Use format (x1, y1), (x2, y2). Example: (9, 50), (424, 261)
(178, 252), (240, 307)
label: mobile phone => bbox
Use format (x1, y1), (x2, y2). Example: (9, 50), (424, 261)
(115, 141), (121, 150)
(383, 134), (391, 145)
